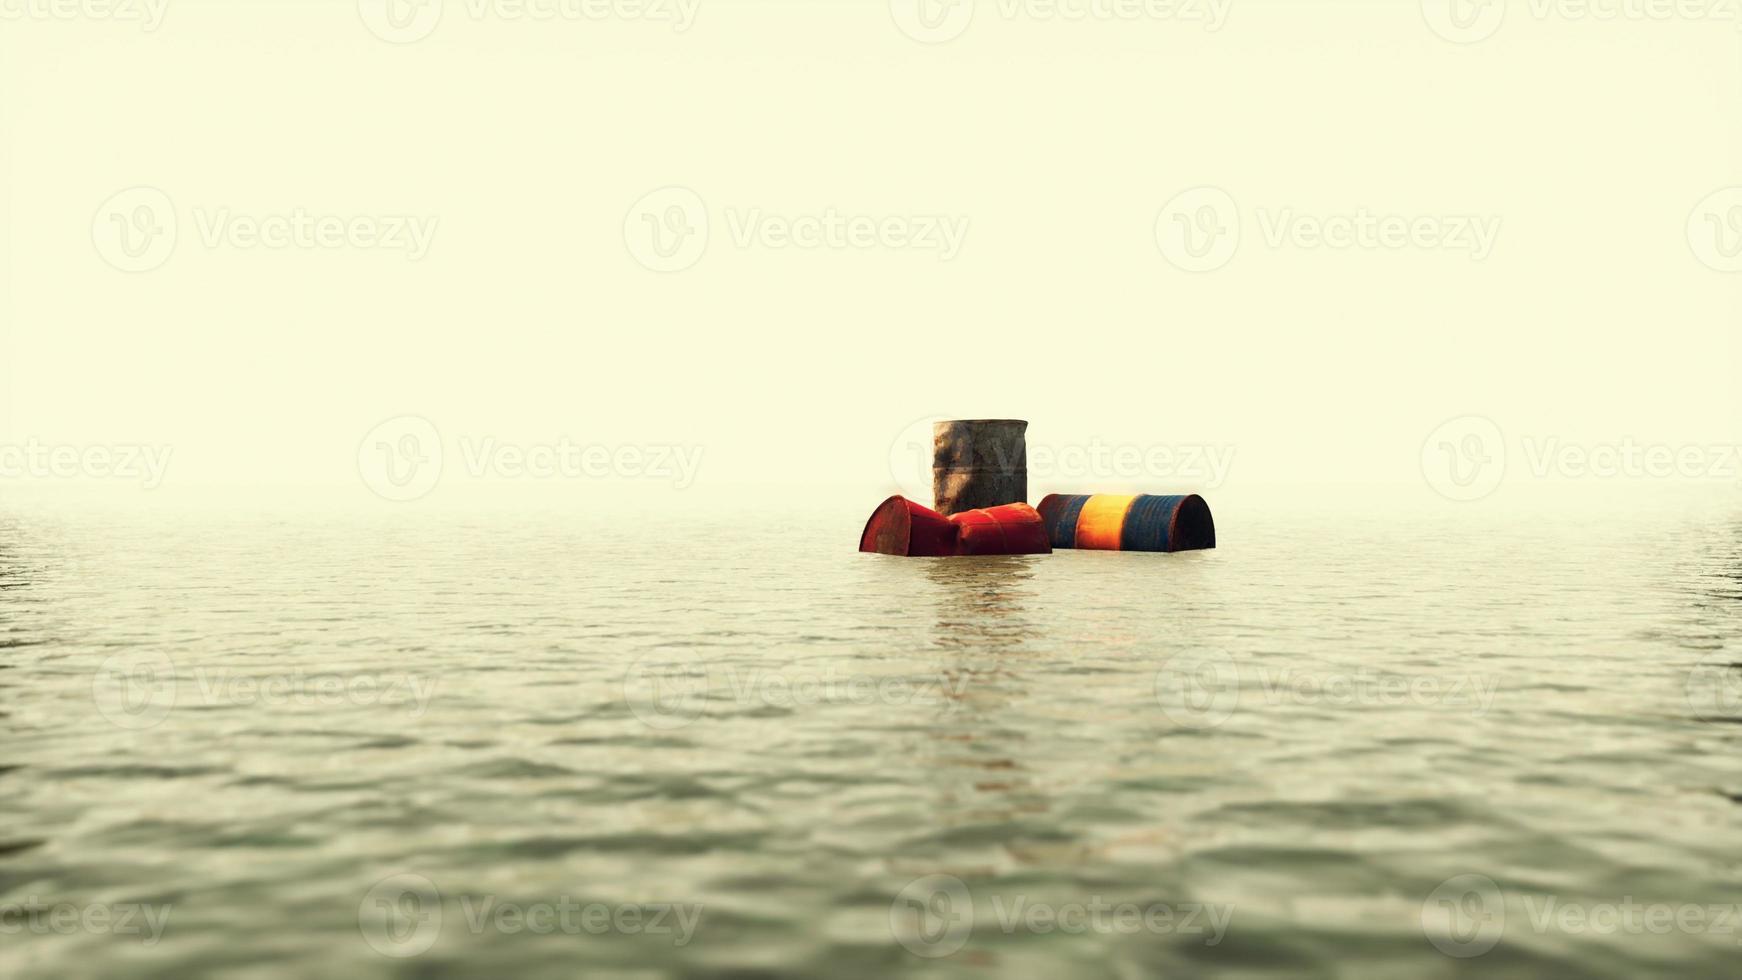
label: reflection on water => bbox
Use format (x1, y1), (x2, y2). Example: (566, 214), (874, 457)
(923, 554), (1043, 652)
(1, 505), (1741, 978)
(916, 557), (1048, 852)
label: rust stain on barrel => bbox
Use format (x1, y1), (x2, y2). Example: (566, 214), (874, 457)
(932, 419), (1027, 517)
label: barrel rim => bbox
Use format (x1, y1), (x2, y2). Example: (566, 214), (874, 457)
(1171, 493), (1216, 551)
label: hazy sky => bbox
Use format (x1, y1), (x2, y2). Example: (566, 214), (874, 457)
(3, 0), (1739, 508)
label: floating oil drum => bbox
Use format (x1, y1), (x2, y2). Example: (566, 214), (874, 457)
(950, 503), (1052, 557)
(1037, 494), (1216, 553)
(860, 496), (958, 557)
(932, 419), (1027, 517)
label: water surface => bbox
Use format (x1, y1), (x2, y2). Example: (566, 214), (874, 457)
(2, 501), (1739, 978)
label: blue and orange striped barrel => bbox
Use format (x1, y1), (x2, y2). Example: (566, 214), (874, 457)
(1037, 494), (1216, 553)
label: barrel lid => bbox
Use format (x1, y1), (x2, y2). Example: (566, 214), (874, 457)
(859, 496), (912, 555)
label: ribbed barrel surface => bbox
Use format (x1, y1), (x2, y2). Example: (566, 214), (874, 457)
(950, 503), (1052, 557)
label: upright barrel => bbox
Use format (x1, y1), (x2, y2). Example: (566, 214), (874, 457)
(932, 419), (1027, 517)
(1037, 494), (1216, 553)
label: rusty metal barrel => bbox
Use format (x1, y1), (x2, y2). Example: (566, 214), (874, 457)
(932, 419), (1027, 517)
(1037, 494), (1216, 553)
(860, 496), (958, 557)
(950, 503), (1052, 557)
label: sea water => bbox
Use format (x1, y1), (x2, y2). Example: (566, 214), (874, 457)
(1, 495), (1739, 978)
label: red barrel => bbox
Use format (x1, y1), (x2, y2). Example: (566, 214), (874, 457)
(950, 503), (1053, 557)
(859, 496), (958, 557)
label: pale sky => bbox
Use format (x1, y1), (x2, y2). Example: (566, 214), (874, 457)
(3, 0), (1739, 508)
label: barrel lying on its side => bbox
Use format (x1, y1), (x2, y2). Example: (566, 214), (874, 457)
(951, 503), (1052, 557)
(1037, 494), (1216, 553)
(859, 496), (1052, 557)
(859, 496), (959, 557)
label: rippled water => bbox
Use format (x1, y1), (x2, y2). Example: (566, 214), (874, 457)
(2, 499), (1741, 978)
